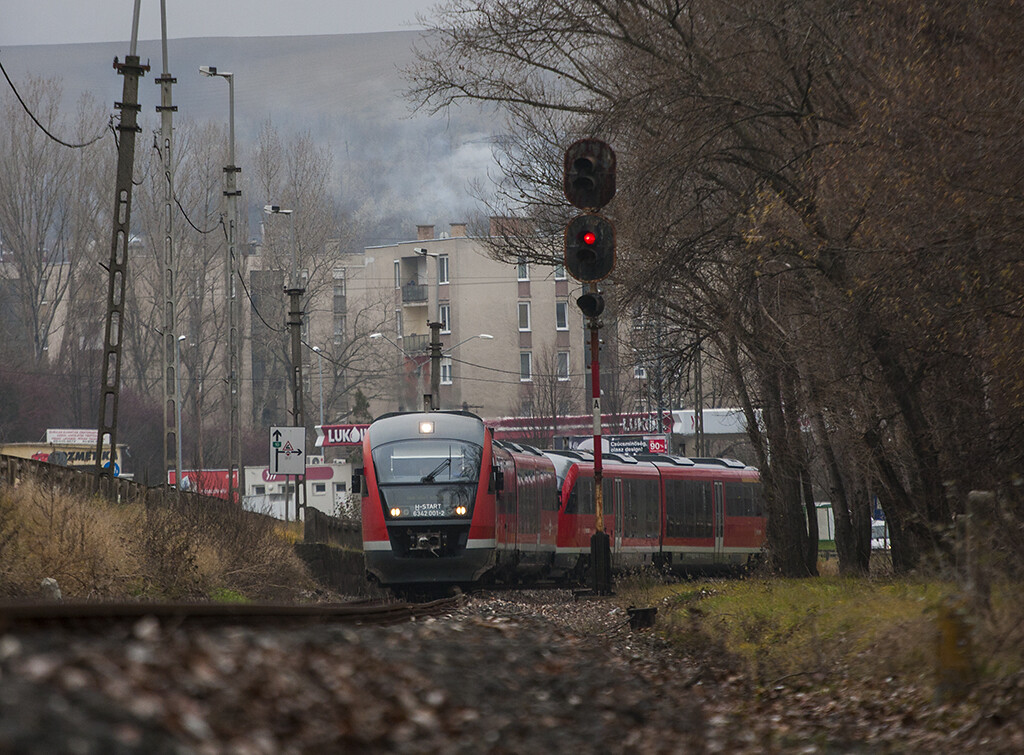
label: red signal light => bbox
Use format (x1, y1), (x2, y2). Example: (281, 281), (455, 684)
(582, 231), (597, 245)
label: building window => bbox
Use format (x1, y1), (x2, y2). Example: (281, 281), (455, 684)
(396, 309), (403, 337)
(634, 365), (647, 379)
(334, 314), (346, 345)
(520, 352), (532, 381)
(441, 357), (453, 385)
(517, 258), (529, 281)
(557, 351), (570, 381)
(394, 260), (401, 289)
(313, 483), (327, 495)
(554, 263), (566, 281)
(335, 482), (347, 493)
(439, 304), (451, 333)
(555, 301), (569, 330)
(254, 485), (266, 496)
(438, 254), (449, 284)
(518, 301), (531, 332)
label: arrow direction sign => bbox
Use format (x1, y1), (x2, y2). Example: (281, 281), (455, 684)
(269, 426), (306, 476)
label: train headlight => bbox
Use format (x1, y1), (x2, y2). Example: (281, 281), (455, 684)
(389, 507), (402, 517)
(455, 505), (468, 516)
(418, 420), (435, 434)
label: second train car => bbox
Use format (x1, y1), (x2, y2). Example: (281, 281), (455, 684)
(357, 410), (765, 590)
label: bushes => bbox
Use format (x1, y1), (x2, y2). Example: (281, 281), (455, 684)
(0, 480), (138, 598)
(0, 479), (315, 602)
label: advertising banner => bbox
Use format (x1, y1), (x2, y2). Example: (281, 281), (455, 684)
(167, 469), (239, 502)
(315, 424), (370, 447)
(569, 434), (670, 455)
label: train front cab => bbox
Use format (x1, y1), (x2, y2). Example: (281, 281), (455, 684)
(360, 412), (500, 586)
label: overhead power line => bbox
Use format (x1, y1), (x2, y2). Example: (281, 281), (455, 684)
(0, 52), (110, 149)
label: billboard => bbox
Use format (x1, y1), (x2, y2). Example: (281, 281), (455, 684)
(569, 434), (670, 455)
(167, 469), (239, 503)
(315, 424), (370, 447)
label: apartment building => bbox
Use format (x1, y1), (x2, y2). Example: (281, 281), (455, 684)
(346, 220), (588, 420)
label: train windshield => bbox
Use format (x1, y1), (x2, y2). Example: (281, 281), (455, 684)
(372, 439), (483, 519)
(372, 439), (483, 485)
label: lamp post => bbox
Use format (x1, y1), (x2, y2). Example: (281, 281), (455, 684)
(446, 333), (494, 352)
(265, 204), (305, 520)
(312, 346), (324, 427)
(199, 64), (241, 505)
(175, 335), (186, 487)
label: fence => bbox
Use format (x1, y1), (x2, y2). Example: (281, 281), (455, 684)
(303, 506), (362, 549)
(0, 453), (231, 509)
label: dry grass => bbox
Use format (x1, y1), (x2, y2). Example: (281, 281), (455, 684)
(641, 574), (1024, 694)
(0, 478), (315, 602)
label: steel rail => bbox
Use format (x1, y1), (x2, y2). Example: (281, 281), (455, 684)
(0, 597), (460, 632)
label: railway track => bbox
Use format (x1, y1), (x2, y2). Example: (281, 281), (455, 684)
(0, 596), (461, 632)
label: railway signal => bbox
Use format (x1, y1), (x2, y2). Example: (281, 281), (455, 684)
(576, 291), (605, 318)
(562, 139), (617, 285)
(564, 138), (616, 211)
(563, 138), (617, 595)
(564, 213), (615, 283)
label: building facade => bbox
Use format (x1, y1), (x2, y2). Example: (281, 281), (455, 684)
(347, 221), (588, 421)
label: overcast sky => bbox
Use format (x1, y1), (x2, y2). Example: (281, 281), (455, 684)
(0, 0), (439, 46)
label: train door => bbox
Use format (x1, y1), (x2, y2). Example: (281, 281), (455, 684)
(496, 456), (517, 555)
(713, 480), (725, 560)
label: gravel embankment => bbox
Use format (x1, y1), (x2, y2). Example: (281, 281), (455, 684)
(2, 590), (1023, 753)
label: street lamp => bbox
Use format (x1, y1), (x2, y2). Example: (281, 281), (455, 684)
(368, 331), (415, 357)
(312, 346), (324, 427)
(175, 335), (186, 487)
(446, 333), (494, 354)
(264, 202), (306, 520)
(200, 63), (241, 505)
(263, 205), (298, 287)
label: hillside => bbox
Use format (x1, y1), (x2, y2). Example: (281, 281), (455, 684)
(0, 32), (500, 245)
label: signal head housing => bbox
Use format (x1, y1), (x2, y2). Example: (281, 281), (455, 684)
(564, 138), (616, 211)
(564, 213), (615, 282)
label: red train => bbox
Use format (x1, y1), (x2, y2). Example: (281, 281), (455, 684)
(358, 411), (765, 590)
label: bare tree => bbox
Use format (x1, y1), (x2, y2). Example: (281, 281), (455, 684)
(408, 0), (1024, 576)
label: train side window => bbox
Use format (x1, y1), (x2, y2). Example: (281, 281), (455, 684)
(725, 481), (759, 516)
(571, 478), (595, 515)
(665, 479), (712, 538)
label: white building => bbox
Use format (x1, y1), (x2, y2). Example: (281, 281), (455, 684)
(243, 456), (353, 521)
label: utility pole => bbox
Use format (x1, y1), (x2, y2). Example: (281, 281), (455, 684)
(284, 211), (306, 520)
(199, 64), (242, 504)
(95, 2), (148, 490)
(427, 321), (442, 411)
(694, 346), (705, 457)
(157, 0), (180, 491)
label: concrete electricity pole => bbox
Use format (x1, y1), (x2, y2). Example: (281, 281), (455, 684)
(265, 205), (305, 520)
(95, 1), (147, 490)
(156, 0), (181, 491)
(199, 64), (242, 505)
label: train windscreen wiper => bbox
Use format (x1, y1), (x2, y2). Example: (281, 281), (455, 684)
(420, 457), (451, 483)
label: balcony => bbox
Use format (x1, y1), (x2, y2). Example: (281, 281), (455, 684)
(401, 334), (430, 353)
(401, 282), (428, 304)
